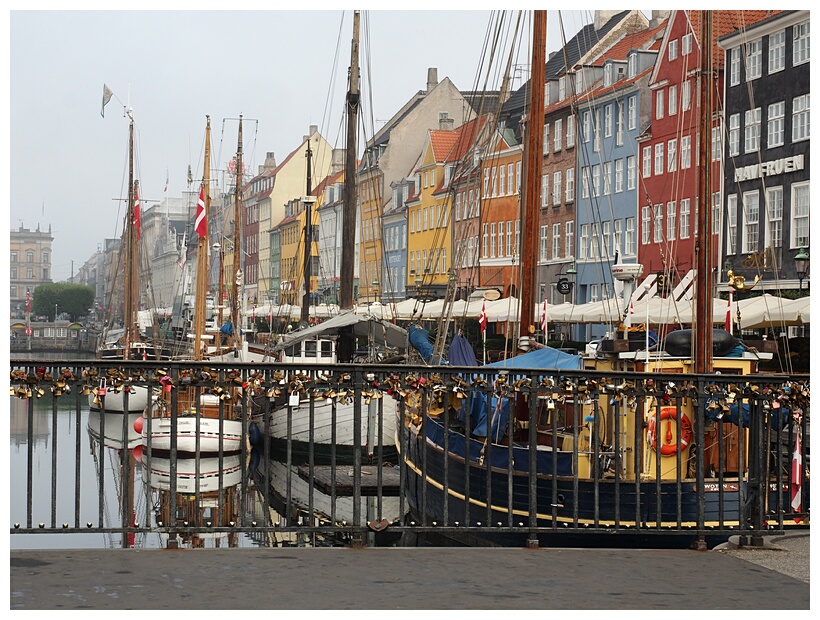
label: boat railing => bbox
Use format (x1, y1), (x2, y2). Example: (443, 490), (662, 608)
(9, 357), (809, 549)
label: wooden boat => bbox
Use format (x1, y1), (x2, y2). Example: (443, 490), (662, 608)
(395, 11), (808, 547)
(139, 117), (244, 456)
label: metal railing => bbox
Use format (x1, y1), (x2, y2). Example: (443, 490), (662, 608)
(9, 358), (810, 549)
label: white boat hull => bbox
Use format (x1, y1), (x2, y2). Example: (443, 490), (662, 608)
(268, 395), (398, 451)
(144, 455), (242, 492)
(87, 410), (142, 450)
(88, 385), (150, 414)
(142, 417), (244, 455)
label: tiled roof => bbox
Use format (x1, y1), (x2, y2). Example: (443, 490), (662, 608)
(590, 20), (667, 65)
(687, 10), (782, 69)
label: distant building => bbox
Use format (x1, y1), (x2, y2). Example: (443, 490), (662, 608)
(10, 223), (53, 317)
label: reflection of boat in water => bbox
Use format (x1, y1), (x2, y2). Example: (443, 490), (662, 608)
(87, 409), (142, 450)
(141, 451), (242, 548)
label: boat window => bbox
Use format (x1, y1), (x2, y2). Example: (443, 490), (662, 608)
(304, 340), (317, 358)
(285, 344), (299, 357)
(321, 341), (333, 357)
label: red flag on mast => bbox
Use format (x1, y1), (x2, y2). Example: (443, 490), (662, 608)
(133, 184), (141, 240)
(478, 301), (487, 333)
(725, 290), (733, 333)
(195, 185), (207, 238)
(791, 426), (803, 522)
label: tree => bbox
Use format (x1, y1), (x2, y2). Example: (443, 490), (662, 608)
(32, 283), (95, 321)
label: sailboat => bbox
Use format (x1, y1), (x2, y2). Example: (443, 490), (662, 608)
(90, 107), (153, 415)
(395, 11), (808, 547)
(136, 116), (245, 456)
(259, 11), (407, 464)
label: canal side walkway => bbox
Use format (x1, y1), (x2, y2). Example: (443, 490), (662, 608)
(9, 533), (810, 610)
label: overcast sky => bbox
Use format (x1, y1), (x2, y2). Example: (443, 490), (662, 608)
(6, 6), (603, 283)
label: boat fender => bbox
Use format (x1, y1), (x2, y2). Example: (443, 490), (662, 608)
(248, 422), (261, 447)
(647, 407), (692, 456)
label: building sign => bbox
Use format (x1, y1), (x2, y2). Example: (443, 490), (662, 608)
(734, 154), (804, 182)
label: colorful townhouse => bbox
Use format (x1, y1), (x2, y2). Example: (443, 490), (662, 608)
(718, 10), (810, 295)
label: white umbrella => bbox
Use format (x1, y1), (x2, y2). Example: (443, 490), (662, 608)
(740, 294), (810, 328)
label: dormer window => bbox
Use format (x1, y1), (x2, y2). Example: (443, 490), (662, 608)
(604, 63), (613, 87)
(628, 52), (638, 79)
(558, 76), (566, 101)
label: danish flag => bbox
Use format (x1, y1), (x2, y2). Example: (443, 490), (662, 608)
(195, 185), (207, 238)
(791, 426), (803, 522)
(478, 302), (487, 333)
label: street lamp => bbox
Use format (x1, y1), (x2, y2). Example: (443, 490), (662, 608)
(794, 247), (809, 291)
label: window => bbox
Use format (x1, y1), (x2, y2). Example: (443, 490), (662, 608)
(591, 165), (600, 197)
(506, 221), (512, 257)
(27, 268), (33, 279)
(616, 101), (624, 145)
(590, 224), (600, 258)
(583, 111), (591, 142)
(742, 191), (760, 253)
(565, 168), (574, 202)
(655, 89), (664, 120)
(581, 166), (590, 199)
(516, 162), (522, 193)
(554, 118), (563, 151)
(553, 171), (562, 206)
(543, 124), (550, 154)
(602, 221), (611, 258)
(483, 168), (489, 196)
(727, 195), (737, 255)
(604, 63), (613, 87)
(667, 138), (677, 172)
(491, 166), (497, 196)
(768, 101), (785, 148)
(590, 284), (599, 303)
(791, 182), (809, 247)
(26, 251), (34, 262)
(42, 252), (49, 263)
(682, 80), (691, 111)
(744, 108), (761, 152)
(730, 47), (741, 86)
(793, 21), (810, 66)
(682, 33), (693, 55)
(11, 267), (17, 279)
(766, 186), (783, 249)
(565, 221), (574, 258)
(593, 109), (601, 152)
(602, 162), (611, 196)
(490, 223), (496, 258)
(642, 146), (652, 178)
(668, 84), (677, 116)
(11, 251), (17, 262)
(792, 94), (810, 142)
(628, 52), (637, 78)
(541, 174), (549, 207)
(653, 204), (663, 243)
(746, 39), (762, 81)
(641, 206), (651, 245)
(515, 221), (520, 257)
(604, 104), (612, 137)
(628, 95), (636, 130)
(729, 113), (740, 156)
(668, 39), (678, 61)
(712, 192), (721, 235)
(507, 164), (514, 195)
(579, 224), (589, 260)
(482, 223), (488, 257)
(540, 225), (548, 261)
(666, 201), (676, 241)
(559, 75), (567, 100)
(680, 198), (691, 239)
(497, 222), (504, 257)
(711, 126), (722, 162)
(627, 155), (636, 190)
(552, 224), (561, 260)
(614, 220), (622, 257)
(769, 30), (786, 73)
(625, 217), (635, 255)
(681, 135), (691, 169)
(566, 115), (575, 147)
(615, 159), (624, 193)
(654, 143), (664, 176)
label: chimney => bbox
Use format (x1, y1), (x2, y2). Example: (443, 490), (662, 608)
(594, 10), (620, 30)
(331, 148), (345, 173)
(439, 112), (454, 131)
(650, 10), (671, 28)
(426, 67), (438, 93)
(303, 125), (318, 142)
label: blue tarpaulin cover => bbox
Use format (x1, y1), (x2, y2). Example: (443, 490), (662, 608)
(448, 333), (478, 366)
(408, 325), (433, 362)
(485, 345), (582, 370)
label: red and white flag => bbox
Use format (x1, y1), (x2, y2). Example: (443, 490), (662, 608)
(195, 185), (207, 238)
(791, 426), (803, 521)
(540, 298), (548, 336)
(478, 301), (488, 333)
(725, 290), (733, 334)
(133, 184), (141, 240)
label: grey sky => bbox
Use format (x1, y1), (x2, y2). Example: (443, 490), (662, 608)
(7, 7), (596, 283)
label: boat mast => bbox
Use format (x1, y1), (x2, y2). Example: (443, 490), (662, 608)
(123, 110), (137, 357)
(694, 11), (713, 373)
(232, 115), (244, 351)
(301, 139), (314, 324)
(194, 116), (211, 361)
(519, 10), (546, 344)
(340, 9), (360, 312)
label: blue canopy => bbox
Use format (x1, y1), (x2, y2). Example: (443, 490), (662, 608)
(484, 345), (581, 370)
(448, 333), (478, 366)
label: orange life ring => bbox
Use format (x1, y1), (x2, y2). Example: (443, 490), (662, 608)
(647, 407), (692, 456)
